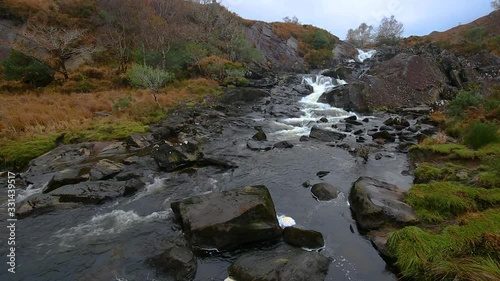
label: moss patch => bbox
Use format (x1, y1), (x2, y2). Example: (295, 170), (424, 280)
(414, 162), (469, 184)
(64, 120), (148, 143)
(410, 142), (500, 161)
(406, 182), (500, 223)
(0, 135), (58, 170)
(387, 210), (500, 281)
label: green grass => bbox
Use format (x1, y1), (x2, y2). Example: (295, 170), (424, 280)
(414, 162), (469, 184)
(0, 120), (149, 171)
(0, 135), (58, 170)
(464, 121), (499, 149)
(406, 182), (500, 223)
(387, 210), (500, 281)
(410, 142), (500, 160)
(63, 120), (148, 143)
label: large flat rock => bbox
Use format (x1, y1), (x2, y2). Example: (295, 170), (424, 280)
(171, 185), (281, 251)
(228, 244), (332, 281)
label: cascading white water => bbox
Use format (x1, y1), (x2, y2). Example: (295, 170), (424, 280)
(271, 75), (357, 139)
(357, 49), (376, 63)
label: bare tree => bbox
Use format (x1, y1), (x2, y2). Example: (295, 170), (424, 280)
(283, 15), (300, 24)
(374, 16), (404, 45)
(492, 0), (500, 10)
(346, 22), (373, 47)
(21, 25), (95, 79)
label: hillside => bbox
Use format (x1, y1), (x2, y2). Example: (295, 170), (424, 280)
(403, 10), (500, 55)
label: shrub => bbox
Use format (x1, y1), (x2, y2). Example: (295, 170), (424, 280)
(198, 56), (246, 81)
(446, 89), (482, 117)
(464, 121), (499, 149)
(113, 93), (132, 112)
(464, 27), (489, 42)
(305, 49), (333, 69)
(1, 50), (54, 87)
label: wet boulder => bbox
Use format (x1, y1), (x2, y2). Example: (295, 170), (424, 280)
(43, 167), (89, 193)
(384, 117), (410, 128)
(311, 183), (340, 201)
(283, 227), (325, 249)
(247, 140), (273, 151)
(221, 88), (270, 104)
(90, 159), (125, 181)
(152, 142), (202, 172)
(48, 180), (138, 204)
(273, 141), (294, 149)
(309, 126), (346, 142)
(370, 130), (396, 142)
(348, 177), (418, 230)
(228, 244), (331, 281)
(125, 133), (155, 149)
(16, 194), (79, 219)
(252, 130), (267, 141)
(146, 240), (197, 281)
(292, 84), (312, 95)
(171, 185), (281, 251)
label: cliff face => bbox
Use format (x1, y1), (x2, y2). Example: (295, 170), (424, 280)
(245, 22), (305, 72)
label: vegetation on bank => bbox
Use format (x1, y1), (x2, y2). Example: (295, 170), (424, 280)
(0, 0), (342, 171)
(387, 87), (500, 280)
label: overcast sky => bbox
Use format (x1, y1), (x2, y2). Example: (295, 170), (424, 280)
(222, 0), (494, 38)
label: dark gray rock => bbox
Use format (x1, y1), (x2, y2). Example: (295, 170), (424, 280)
(48, 181), (130, 204)
(89, 159), (125, 181)
(311, 183), (340, 201)
(171, 185), (281, 251)
(302, 180), (312, 188)
(316, 171), (330, 178)
(309, 126), (346, 142)
(253, 130), (267, 141)
(273, 141), (294, 149)
(299, 136), (310, 142)
(247, 140), (273, 151)
(125, 133), (155, 149)
(319, 117), (329, 123)
(222, 88), (270, 104)
(370, 131), (396, 142)
(43, 168), (89, 193)
(16, 194), (79, 219)
(345, 119), (363, 126)
(292, 85), (312, 95)
(283, 227), (325, 249)
(348, 177), (418, 230)
(384, 117), (410, 128)
(115, 170), (142, 181)
(152, 142), (202, 172)
(146, 240), (197, 281)
(228, 244), (331, 281)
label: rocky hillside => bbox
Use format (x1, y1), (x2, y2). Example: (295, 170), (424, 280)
(403, 10), (500, 55)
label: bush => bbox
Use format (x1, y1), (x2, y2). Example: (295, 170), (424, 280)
(128, 64), (174, 91)
(1, 50), (54, 87)
(113, 93), (132, 112)
(198, 56), (246, 82)
(464, 121), (499, 149)
(465, 27), (489, 42)
(304, 49), (333, 69)
(446, 89), (482, 117)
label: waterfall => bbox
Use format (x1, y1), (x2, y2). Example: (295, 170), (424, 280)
(270, 75), (357, 140)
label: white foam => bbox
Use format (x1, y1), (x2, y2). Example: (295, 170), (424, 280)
(357, 49), (376, 63)
(277, 215), (296, 228)
(55, 210), (170, 246)
(129, 177), (165, 202)
(16, 184), (43, 202)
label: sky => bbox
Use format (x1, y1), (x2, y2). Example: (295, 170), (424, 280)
(221, 0), (494, 38)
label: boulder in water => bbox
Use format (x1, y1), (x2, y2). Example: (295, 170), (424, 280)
(309, 126), (346, 142)
(273, 141), (294, 149)
(348, 177), (418, 230)
(48, 180), (135, 204)
(171, 185), (281, 251)
(283, 227), (325, 249)
(152, 142), (202, 172)
(146, 239), (197, 281)
(247, 140), (273, 151)
(228, 244), (331, 281)
(311, 183), (340, 201)
(252, 130), (267, 141)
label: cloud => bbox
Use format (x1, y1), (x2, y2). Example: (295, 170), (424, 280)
(222, 0), (493, 38)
